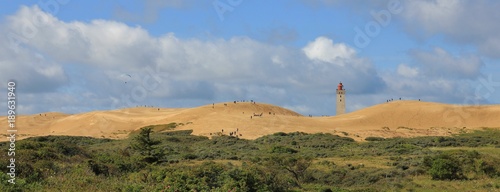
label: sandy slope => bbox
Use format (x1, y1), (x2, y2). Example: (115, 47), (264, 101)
(1, 101), (499, 141)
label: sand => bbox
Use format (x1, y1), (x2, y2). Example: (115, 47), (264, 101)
(1, 101), (499, 142)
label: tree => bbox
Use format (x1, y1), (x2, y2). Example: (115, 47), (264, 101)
(131, 127), (162, 163)
(268, 155), (312, 187)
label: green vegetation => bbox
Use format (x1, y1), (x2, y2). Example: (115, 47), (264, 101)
(364, 137), (385, 141)
(1, 129), (500, 191)
(428, 156), (462, 180)
(131, 127), (163, 163)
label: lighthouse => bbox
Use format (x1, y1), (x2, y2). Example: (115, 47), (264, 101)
(336, 82), (345, 115)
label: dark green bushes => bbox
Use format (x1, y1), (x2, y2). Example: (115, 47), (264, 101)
(428, 155), (463, 180)
(422, 150), (500, 180)
(365, 137), (385, 141)
(87, 160), (109, 176)
(131, 127), (163, 163)
(271, 145), (298, 154)
(150, 161), (294, 191)
(160, 129), (193, 136)
(1, 129), (500, 191)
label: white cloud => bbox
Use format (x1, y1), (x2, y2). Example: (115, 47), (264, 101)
(0, 5), (385, 115)
(271, 55), (284, 66)
(5, 6), (159, 70)
(0, 37), (68, 93)
(302, 36), (355, 66)
(397, 64), (418, 78)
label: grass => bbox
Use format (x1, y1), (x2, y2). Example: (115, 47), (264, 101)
(411, 175), (500, 192)
(1, 128), (500, 191)
(429, 146), (500, 158)
(314, 156), (393, 169)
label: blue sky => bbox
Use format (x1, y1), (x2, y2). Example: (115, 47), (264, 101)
(1, 0), (500, 115)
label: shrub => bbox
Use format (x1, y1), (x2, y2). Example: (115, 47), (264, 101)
(273, 132), (288, 136)
(429, 157), (463, 180)
(131, 127), (163, 163)
(183, 154), (198, 160)
(475, 155), (500, 178)
(365, 137), (385, 141)
(161, 130), (194, 136)
(54, 142), (85, 156)
(271, 145), (298, 154)
(87, 160), (109, 176)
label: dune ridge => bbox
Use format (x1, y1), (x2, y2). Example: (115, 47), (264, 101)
(1, 101), (499, 141)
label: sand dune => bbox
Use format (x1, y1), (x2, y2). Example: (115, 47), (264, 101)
(1, 101), (499, 141)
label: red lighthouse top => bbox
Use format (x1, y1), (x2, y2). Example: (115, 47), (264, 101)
(337, 82), (343, 90)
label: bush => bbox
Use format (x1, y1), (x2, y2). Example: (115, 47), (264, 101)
(87, 160), (109, 176)
(365, 137), (385, 141)
(54, 142), (85, 156)
(131, 127), (163, 163)
(273, 132), (288, 136)
(320, 188), (333, 192)
(183, 154), (198, 160)
(271, 145), (298, 154)
(475, 155), (500, 178)
(429, 157), (463, 180)
(161, 130), (193, 136)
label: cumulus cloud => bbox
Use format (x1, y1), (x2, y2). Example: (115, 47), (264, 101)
(396, 64), (418, 78)
(0, 5), (385, 115)
(302, 36), (355, 66)
(0, 34), (68, 93)
(5, 6), (159, 70)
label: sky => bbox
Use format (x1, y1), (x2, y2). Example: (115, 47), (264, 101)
(1, 0), (500, 116)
